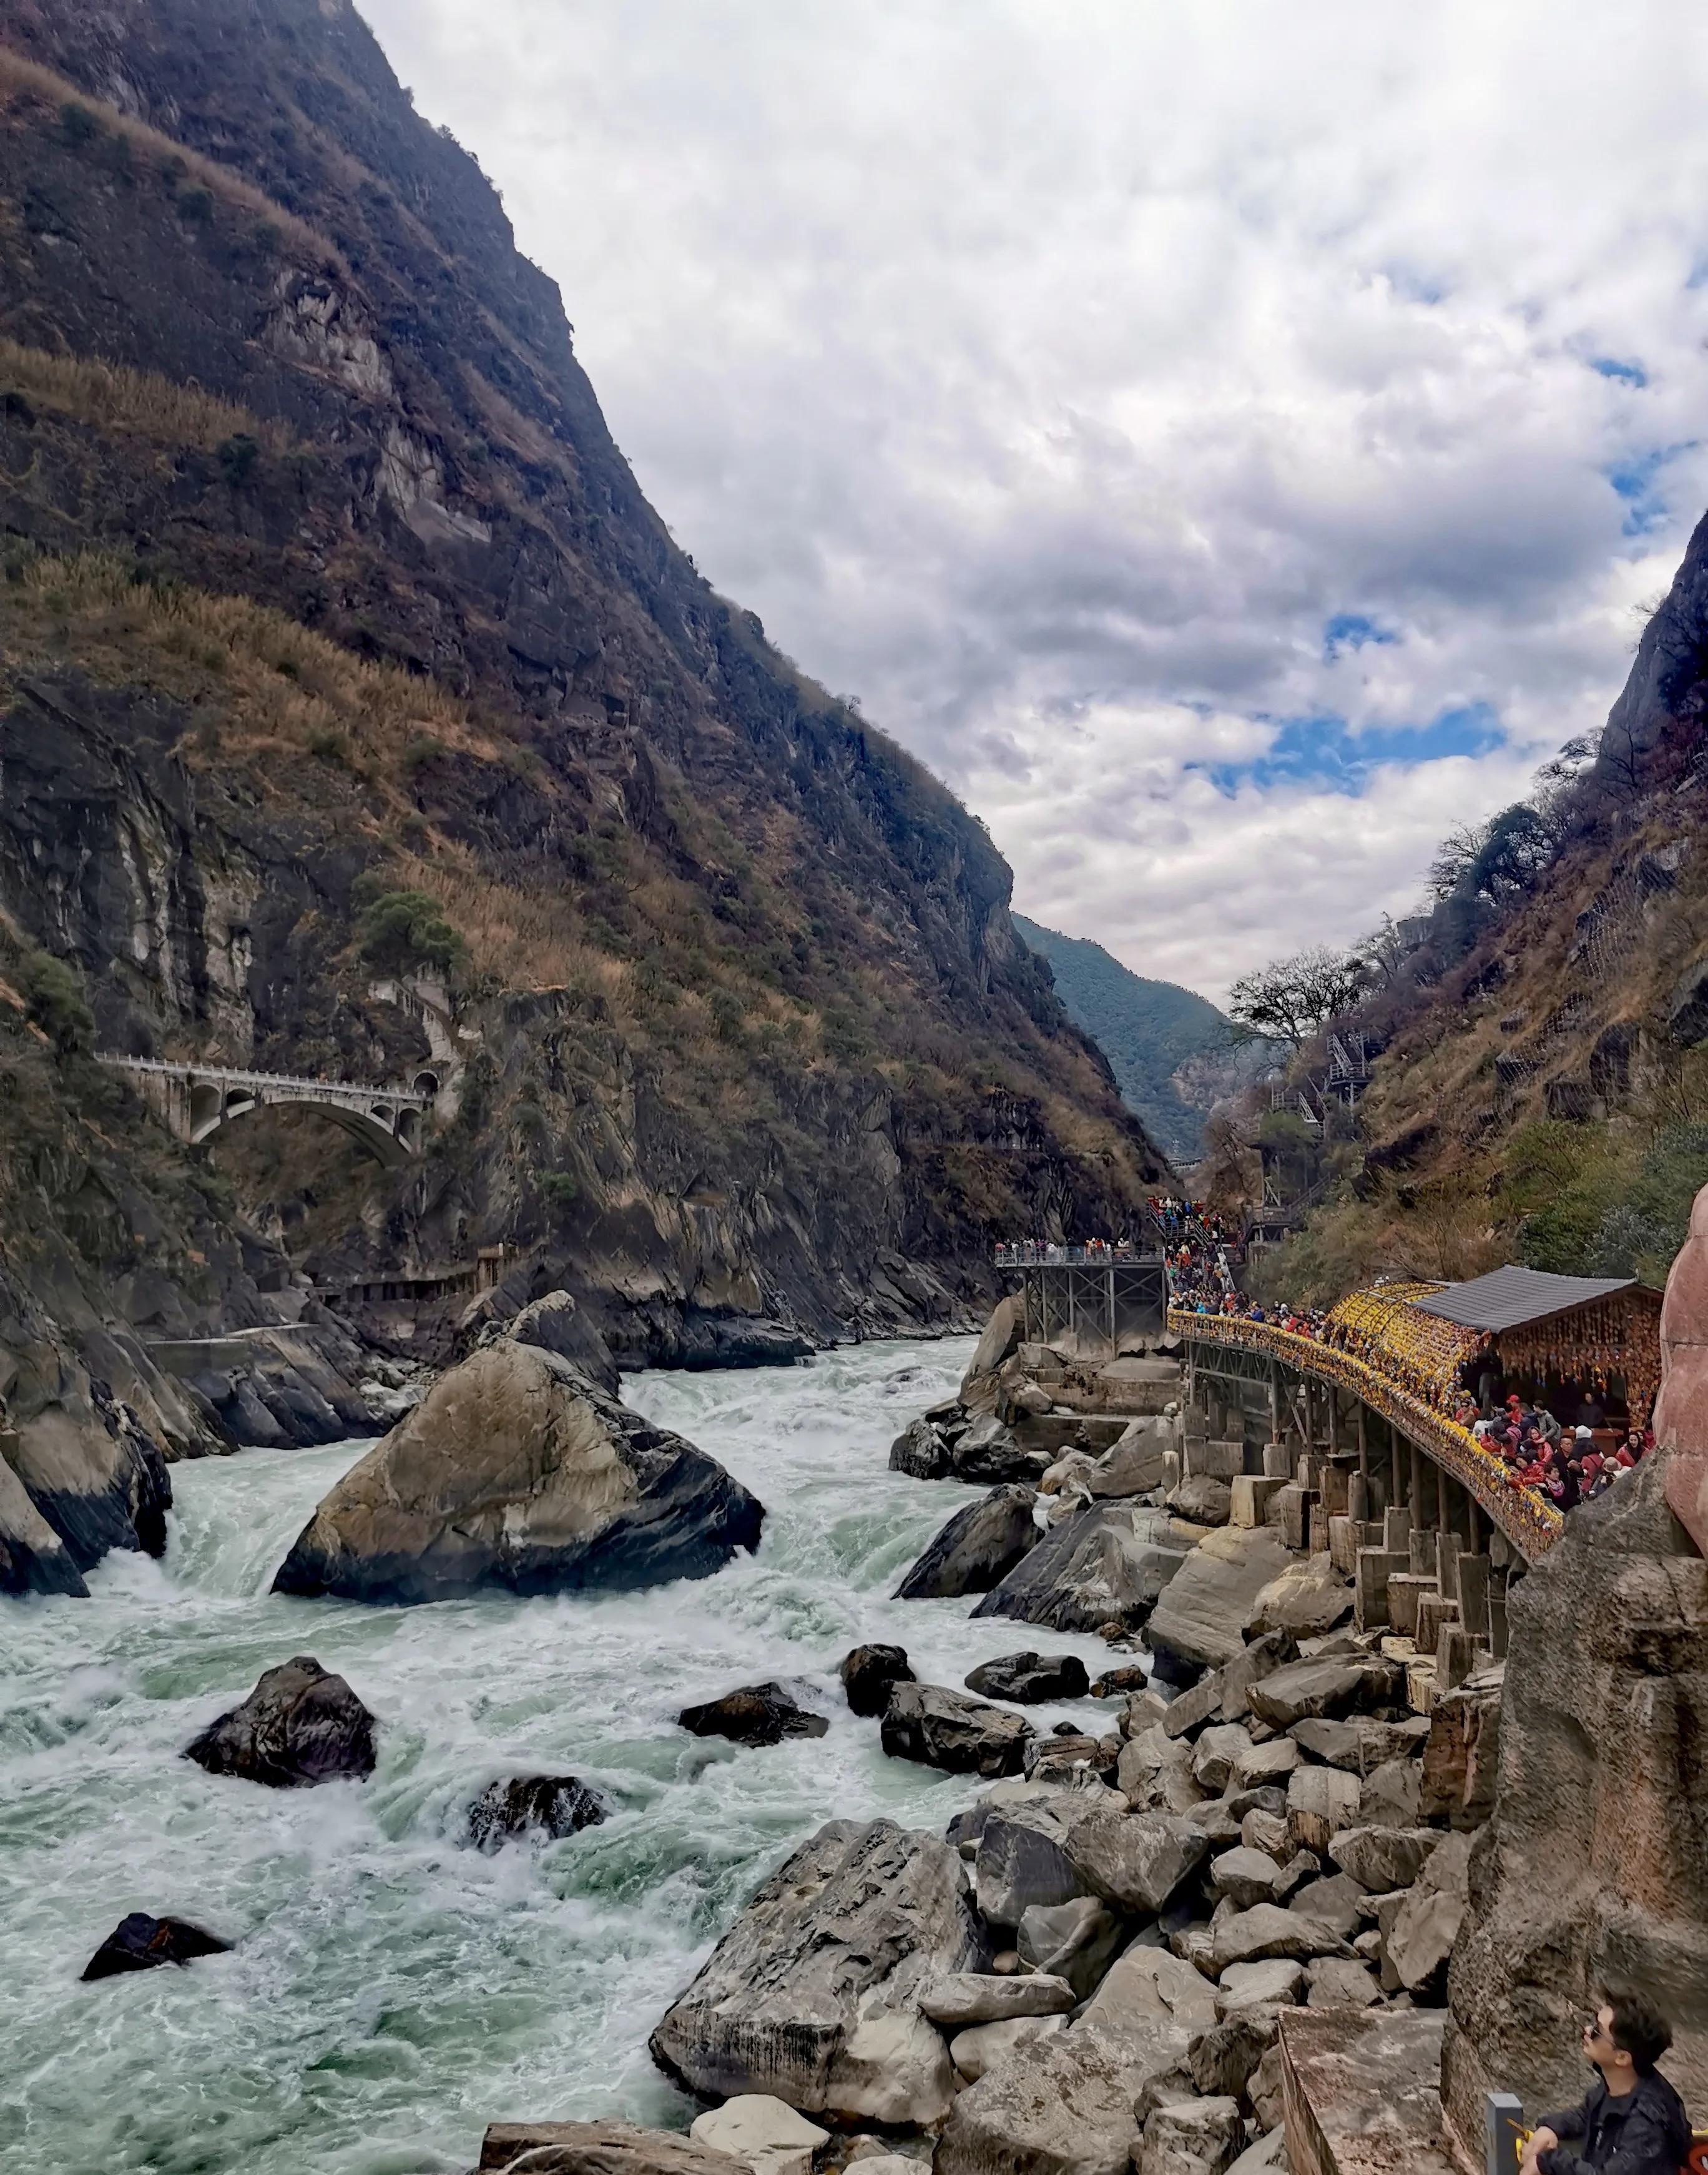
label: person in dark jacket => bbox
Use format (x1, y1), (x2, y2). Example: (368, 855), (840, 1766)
(1519, 1993), (1691, 2175)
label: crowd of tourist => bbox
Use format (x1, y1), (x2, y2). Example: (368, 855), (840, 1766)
(1147, 1197), (1654, 1518)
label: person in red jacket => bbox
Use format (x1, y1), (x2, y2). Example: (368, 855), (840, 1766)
(1519, 1993), (1690, 2175)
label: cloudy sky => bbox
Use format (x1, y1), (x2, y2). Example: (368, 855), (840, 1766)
(364, 0), (1708, 1001)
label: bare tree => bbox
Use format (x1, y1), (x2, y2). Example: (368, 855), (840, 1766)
(1227, 945), (1367, 1049)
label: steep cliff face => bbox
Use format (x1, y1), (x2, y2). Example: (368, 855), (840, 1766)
(0, 0), (1169, 1576)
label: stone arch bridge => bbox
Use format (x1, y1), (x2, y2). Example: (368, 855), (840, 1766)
(100, 1054), (438, 1166)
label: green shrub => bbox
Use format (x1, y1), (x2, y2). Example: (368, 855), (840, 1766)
(218, 433), (260, 488)
(59, 102), (101, 148)
(20, 950), (94, 1051)
(356, 888), (464, 978)
(178, 186), (215, 225)
(541, 1172), (579, 1204)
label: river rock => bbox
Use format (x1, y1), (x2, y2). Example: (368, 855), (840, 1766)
(1210, 1845), (1286, 1909)
(272, 1343), (763, 1604)
(1189, 2008), (1282, 2098)
(81, 1912), (232, 1980)
(1247, 1657), (1400, 1729)
(1217, 1959), (1305, 2013)
(1117, 1724), (1207, 1814)
(1385, 1827), (1473, 1995)
(974, 1793), (1098, 1923)
(468, 1774), (610, 1850)
(1285, 1764), (1363, 1853)
(1142, 2096), (1245, 2175)
(481, 2122), (737, 2175)
(1210, 1903), (1350, 1972)
(890, 1419), (953, 1479)
(953, 1416), (1052, 1485)
(1326, 1824), (1437, 1893)
(1306, 1957), (1380, 2008)
(1087, 1419), (1171, 1498)
(1168, 1475), (1232, 1526)
(650, 1817), (981, 2124)
(960, 1296), (1025, 1416)
(1079, 1943), (1219, 2035)
(1287, 1714), (1431, 1773)
(1286, 1872), (1365, 1942)
(1243, 1553), (1353, 1640)
(689, 2096), (828, 2175)
(0, 1455), (87, 1596)
(882, 1682), (1033, 1777)
(1016, 1895), (1123, 1996)
(951, 2015), (1067, 2083)
(679, 1684), (828, 1747)
(840, 1644), (915, 1717)
(1191, 1722), (1252, 1792)
(895, 1487), (1040, 1599)
(964, 1651), (1091, 1702)
(973, 1500), (1187, 1632)
(184, 1657), (377, 1787)
(504, 1289), (620, 1394)
(935, 2013), (1195, 2175)
(1062, 1808), (1210, 1914)
(1146, 1526), (1295, 1676)
(920, 1971), (1077, 2028)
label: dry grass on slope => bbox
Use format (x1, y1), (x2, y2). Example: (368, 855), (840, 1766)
(0, 337), (280, 454)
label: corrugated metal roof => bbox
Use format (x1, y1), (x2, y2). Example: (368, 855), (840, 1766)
(1411, 1265), (1644, 1333)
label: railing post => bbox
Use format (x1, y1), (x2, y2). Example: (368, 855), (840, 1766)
(1486, 2093), (1524, 2175)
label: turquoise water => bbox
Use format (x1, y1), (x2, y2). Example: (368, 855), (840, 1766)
(0, 1338), (1115, 2175)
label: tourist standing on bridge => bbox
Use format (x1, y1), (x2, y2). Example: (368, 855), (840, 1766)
(1520, 1993), (1689, 2175)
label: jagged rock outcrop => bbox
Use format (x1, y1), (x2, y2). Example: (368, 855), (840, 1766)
(1443, 1182), (1708, 2141)
(839, 1644), (914, 1716)
(81, 1912), (232, 1980)
(650, 1817), (984, 2124)
(679, 1683), (828, 1747)
(272, 1342), (762, 1603)
(481, 2123), (738, 2175)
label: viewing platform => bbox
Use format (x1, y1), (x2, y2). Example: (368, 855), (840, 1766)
(993, 1244), (1169, 1355)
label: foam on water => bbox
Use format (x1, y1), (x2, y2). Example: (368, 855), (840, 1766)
(1, 1338), (1117, 2175)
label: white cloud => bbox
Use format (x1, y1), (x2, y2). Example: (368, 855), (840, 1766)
(361, 0), (1708, 1001)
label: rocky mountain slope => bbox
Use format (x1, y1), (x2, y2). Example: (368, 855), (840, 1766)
(0, 0), (1171, 1544)
(1247, 509), (1708, 1300)
(1011, 916), (1252, 1164)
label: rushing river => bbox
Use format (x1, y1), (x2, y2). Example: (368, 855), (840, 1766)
(1, 1338), (1122, 2175)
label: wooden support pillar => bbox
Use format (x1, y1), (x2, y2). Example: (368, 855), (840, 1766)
(1355, 1403), (1369, 1477)
(1436, 1460), (1450, 1535)
(1390, 1422), (1403, 1510)
(1270, 1358), (1282, 1441)
(1327, 1389), (1339, 1456)
(1410, 1441), (1426, 1515)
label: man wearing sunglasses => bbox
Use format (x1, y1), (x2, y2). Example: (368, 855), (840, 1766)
(1518, 1994), (1691, 2175)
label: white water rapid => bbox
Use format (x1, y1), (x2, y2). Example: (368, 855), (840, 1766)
(2, 1338), (1122, 2175)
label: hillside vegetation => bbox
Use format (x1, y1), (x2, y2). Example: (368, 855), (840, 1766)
(1235, 519), (1708, 1302)
(1011, 916), (1247, 1163)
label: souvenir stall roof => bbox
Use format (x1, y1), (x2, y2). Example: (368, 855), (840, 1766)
(1411, 1267), (1653, 1332)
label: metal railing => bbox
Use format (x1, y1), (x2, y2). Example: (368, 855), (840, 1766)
(993, 1244), (1157, 1267)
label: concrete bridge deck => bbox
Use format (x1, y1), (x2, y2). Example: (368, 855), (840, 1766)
(99, 1054), (436, 1163)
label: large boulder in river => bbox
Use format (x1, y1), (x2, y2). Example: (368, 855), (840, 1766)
(881, 1682), (1033, 1776)
(468, 1774), (609, 1850)
(952, 1415), (1053, 1485)
(840, 1643), (915, 1716)
(650, 1816), (984, 2124)
(679, 1682), (828, 1746)
(81, 1912), (232, 1980)
(184, 1656), (378, 1787)
(964, 1651), (1091, 1702)
(1146, 1525), (1295, 1675)
(890, 1418), (953, 1479)
(894, 1486), (1040, 1598)
(272, 1343), (763, 1604)
(973, 1500), (1187, 1632)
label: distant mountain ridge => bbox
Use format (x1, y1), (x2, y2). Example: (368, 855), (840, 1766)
(1011, 916), (1237, 1163)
